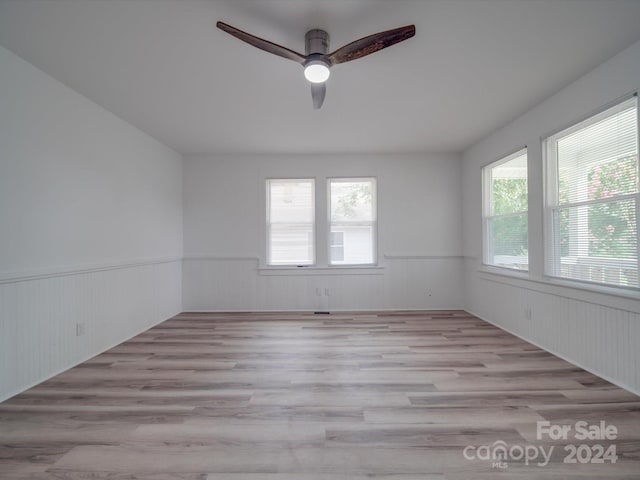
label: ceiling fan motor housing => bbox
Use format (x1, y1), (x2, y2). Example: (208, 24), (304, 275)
(305, 29), (329, 55)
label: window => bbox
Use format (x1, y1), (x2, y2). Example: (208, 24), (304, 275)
(483, 149), (529, 270)
(329, 178), (376, 265)
(544, 96), (638, 288)
(265, 177), (377, 267)
(266, 179), (315, 266)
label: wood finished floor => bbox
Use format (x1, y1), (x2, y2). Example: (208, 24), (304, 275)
(1, 310), (640, 479)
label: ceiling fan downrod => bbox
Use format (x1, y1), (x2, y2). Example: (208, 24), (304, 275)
(305, 29), (329, 55)
(304, 29), (330, 108)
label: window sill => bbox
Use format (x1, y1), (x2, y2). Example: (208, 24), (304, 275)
(479, 264), (529, 279)
(258, 265), (385, 276)
(541, 275), (640, 299)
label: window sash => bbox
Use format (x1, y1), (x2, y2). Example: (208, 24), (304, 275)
(546, 200), (638, 288)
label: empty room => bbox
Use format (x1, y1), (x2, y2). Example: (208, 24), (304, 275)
(1, 0), (640, 478)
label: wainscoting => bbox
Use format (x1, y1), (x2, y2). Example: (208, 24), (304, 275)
(464, 259), (640, 395)
(0, 259), (182, 402)
(183, 255), (464, 312)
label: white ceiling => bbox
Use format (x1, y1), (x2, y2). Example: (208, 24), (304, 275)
(1, 0), (640, 156)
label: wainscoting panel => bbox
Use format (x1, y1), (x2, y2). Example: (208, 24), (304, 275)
(182, 256), (463, 312)
(463, 259), (640, 394)
(0, 259), (182, 402)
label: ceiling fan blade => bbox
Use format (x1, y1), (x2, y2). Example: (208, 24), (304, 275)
(217, 21), (306, 64)
(326, 25), (415, 65)
(311, 83), (326, 109)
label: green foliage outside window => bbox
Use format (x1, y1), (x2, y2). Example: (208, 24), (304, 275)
(491, 178), (528, 256)
(333, 183), (372, 219)
(493, 178), (528, 215)
(558, 155), (638, 258)
(587, 155), (638, 258)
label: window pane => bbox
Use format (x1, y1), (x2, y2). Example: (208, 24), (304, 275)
(491, 152), (528, 215)
(330, 225), (374, 265)
(487, 214), (528, 270)
(269, 224), (314, 265)
(330, 181), (374, 222)
(269, 180), (314, 223)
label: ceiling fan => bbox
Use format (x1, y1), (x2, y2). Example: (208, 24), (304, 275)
(216, 21), (416, 109)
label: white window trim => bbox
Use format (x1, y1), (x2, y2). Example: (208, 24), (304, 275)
(482, 147), (529, 271)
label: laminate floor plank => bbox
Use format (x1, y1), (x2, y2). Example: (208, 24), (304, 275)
(1, 310), (638, 478)
(324, 423), (528, 447)
(407, 390), (572, 406)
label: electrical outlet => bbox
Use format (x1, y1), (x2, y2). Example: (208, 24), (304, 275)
(76, 322), (85, 336)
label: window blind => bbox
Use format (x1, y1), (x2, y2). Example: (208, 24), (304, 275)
(483, 149), (529, 270)
(545, 96), (638, 288)
(267, 179), (315, 265)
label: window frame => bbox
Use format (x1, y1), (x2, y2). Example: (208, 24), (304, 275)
(482, 147), (529, 271)
(263, 176), (379, 269)
(542, 95), (639, 290)
(327, 177), (378, 266)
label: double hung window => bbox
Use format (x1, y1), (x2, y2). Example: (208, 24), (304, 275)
(329, 178), (377, 265)
(266, 179), (315, 266)
(483, 149), (529, 270)
(544, 96), (638, 288)
(266, 177), (377, 266)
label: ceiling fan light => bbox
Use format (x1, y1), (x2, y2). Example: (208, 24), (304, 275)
(304, 61), (330, 83)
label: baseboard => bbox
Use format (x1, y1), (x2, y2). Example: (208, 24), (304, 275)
(181, 307), (466, 313)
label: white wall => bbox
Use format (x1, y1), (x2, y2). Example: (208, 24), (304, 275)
(183, 153), (463, 311)
(6, 31), (638, 402)
(0, 46), (183, 401)
(462, 39), (640, 394)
